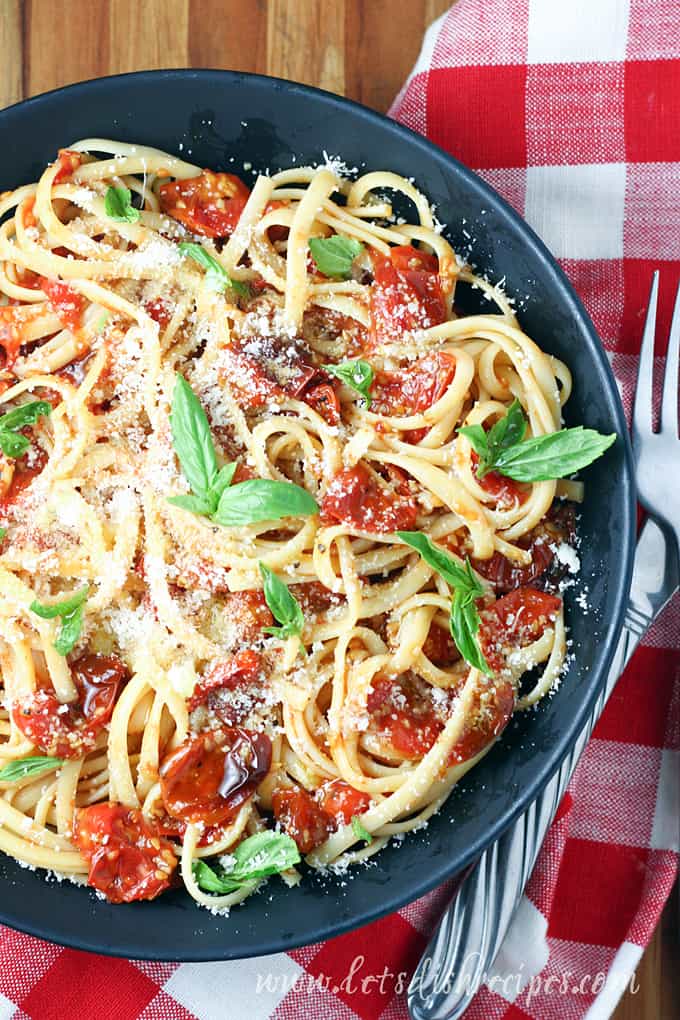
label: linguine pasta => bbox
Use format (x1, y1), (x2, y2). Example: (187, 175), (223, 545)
(0, 141), (595, 909)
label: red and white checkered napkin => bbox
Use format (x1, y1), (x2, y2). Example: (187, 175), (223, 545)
(1, 2), (678, 1018)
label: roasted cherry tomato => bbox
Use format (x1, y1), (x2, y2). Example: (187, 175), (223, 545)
(320, 462), (418, 535)
(0, 305), (42, 370)
(144, 297), (174, 330)
(40, 277), (86, 333)
(0, 445), (48, 506)
(472, 452), (529, 510)
(12, 654), (128, 759)
(74, 803), (177, 903)
(188, 650), (262, 711)
(422, 623), (460, 667)
(160, 728), (271, 826)
(372, 352), (457, 418)
(271, 784), (331, 853)
(301, 381), (341, 424)
(447, 677), (515, 765)
(223, 590), (274, 642)
(159, 171), (250, 238)
(479, 587), (562, 672)
(367, 676), (443, 760)
(318, 779), (371, 825)
(369, 244), (446, 347)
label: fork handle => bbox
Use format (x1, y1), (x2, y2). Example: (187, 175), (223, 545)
(408, 518), (678, 1020)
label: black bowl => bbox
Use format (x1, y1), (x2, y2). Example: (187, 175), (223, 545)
(0, 70), (635, 960)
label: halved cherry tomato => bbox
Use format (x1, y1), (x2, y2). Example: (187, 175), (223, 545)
(320, 462), (418, 534)
(369, 244), (446, 347)
(53, 149), (82, 185)
(479, 587), (562, 672)
(159, 171), (250, 238)
(372, 351), (456, 441)
(472, 452), (529, 510)
(160, 728), (271, 826)
(144, 297), (174, 330)
(12, 654), (128, 759)
(318, 779), (371, 825)
(74, 803), (177, 903)
(448, 678), (515, 765)
(288, 580), (344, 616)
(188, 649), (262, 711)
(302, 381), (341, 424)
(223, 590), (274, 642)
(271, 784), (331, 853)
(367, 676), (444, 760)
(473, 540), (554, 593)
(40, 277), (86, 333)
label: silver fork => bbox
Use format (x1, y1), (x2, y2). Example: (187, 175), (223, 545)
(408, 272), (680, 1020)
(633, 271), (680, 549)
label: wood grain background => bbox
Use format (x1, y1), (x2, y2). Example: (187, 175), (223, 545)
(0, 2), (677, 1017)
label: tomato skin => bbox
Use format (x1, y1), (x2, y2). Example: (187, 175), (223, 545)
(367, 677), (443, 760)
(447, 678), (515, 765)
(223, 590), (274, 641)
(272, 785), (331, 853)
(318, 780), (371, 825)
(473, 541), (554, 593)
(302, 381), (341, 424)
(53, 149), (82, 185)
(12, 653), (128, 759)
(40, 277), (86, 333)
(160, 728), (271, 826)
(371, 351), (457, 441)
(370, 245), (446, 347)
(188, 649), (262, 711)
(74, 803), (177, 904)
(320, 462), (418, 535)
(479, 587), (562, 672)
(159, 171), (249, 238)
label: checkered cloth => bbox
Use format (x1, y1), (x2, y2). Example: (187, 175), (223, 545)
(1, 2), (678, 1017)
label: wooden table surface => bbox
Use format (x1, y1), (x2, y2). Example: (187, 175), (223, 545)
(1, 2), (677, 1017)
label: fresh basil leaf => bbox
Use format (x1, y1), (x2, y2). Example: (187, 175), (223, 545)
(450, 591), (491, 676)
(492, 428), (617, 482)
(214, 479), (319, 527)
(230, 830), (301, 877)
(0, 527), (6, 541)
(212, 461), (238, 499)
(167, 493), (215, 515)
(323, 360), (374, 407)
(0, 431), (30, 459)
(104, 186), (140, 224)
(178, 242), (250, 297)
(397, 532), (490, 674)
(170, 374), (219, 501)
(259, 562), (304, 640)
(31, 585), (89, 657)
(459, 401), (616, 482)
(30, 584), (89, 620)
(351, 816), (372, 845)
(192, 832), (301, 894)
(396, 532), (484, 596)
(0, 400), (52, 433)
(309, 235), (364, 279)
(0, 756), (64, 783)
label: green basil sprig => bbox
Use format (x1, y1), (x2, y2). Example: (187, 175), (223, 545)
(104, 186), (140, 224)
(351, 816), (372, 845)
(30, 584), (89, 656)
(458, 399), (616, 482)
(323, 360), (374, 407)
(168, 375), (319, 526)
(0, 756), (64, 783)
(168, 374), (236, 515)
(308, 235), (364, 278)
(192, 831), (301, 894)
(178, 242), (250, 297)
(396, 532), (491, 676)
(0, 401), (51, 459)
(0, 527), (6, 541)
(259, 562), (304, 641)
(213, 479), (318, 527)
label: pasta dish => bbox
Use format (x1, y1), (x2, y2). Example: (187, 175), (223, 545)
(0, 141), (614, 909)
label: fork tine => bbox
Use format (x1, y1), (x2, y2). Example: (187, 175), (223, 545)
(660, 281), (680, 435)
(632, 272), (659, 441)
